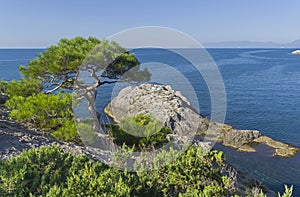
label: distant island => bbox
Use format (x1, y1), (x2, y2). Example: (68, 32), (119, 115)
(204, 39), (300, 48)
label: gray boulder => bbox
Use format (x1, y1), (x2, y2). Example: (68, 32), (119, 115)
(105, 84), (202, 137)
(221, 129), (262, 146)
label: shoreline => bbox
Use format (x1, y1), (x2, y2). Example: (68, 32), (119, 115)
(104, 84), (299, 158)
(106, 104), (300, 158)
(201, 125), (300, 158)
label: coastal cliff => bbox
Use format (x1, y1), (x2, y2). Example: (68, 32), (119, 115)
(105, 84), (299, 157)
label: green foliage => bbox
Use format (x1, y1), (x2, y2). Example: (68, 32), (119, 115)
(85, 40), (136, 68)
(20, 37), (100, 80)
(112, 143), (137, 169)
(120, 114), (163, 137)
(0, 146), (144, 197)
(278, 185), (293, 197)
(48, 161), (136, 197)
(52, 119), (80, 142)
(0, 78), (42, 97)
(1, 37), (150, 145)
(108, 114), (171, 151)
(83, 39), (150, 82)
(0, 145), (293, 197)
(137, 146), (229, 196)
(0, 79), (8, 94)
(250, 187), (294, 197)
(251, 190), (268, 197)
(5, 93), (78, 142)
(19, 37), (145, 93)
(0, 146), (89, 196)
(76, 121), (96, 145)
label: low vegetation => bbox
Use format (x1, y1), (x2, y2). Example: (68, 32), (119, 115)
(107, 114), (171, 151)
(0, 146), (293, 197)
(5, 93), (79, 142)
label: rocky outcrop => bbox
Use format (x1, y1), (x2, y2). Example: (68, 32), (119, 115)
(105, 84), (300, 157)
(291, 50), (300, 55)
(219, 129), (262, 153)
(253, 136), (299, 157)
(105, 84), (203, 137)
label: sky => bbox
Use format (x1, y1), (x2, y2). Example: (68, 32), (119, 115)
(0, 0), (300, 48)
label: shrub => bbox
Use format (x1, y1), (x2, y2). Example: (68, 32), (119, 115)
(0, 146), (140, 197)
(1, 78), (42, 97)
(5, 93), (78, 142)
(108, 114), (171, 151)
(137, 146), (229, 196)
(0, 146), (89, 196)
(0, 146), (293, 197)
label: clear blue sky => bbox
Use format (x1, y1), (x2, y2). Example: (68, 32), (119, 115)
(1, 0), (300, 48)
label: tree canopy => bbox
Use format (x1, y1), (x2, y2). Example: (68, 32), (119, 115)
(1, 37), (151, 142)
(18, 36), (150, 94)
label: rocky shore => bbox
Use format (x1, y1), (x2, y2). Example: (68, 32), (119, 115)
(105, 84), (299, 157)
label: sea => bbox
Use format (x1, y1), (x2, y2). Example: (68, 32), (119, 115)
(0, 48), (299, 195)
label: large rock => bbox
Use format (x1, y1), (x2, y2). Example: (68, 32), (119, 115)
(220, 129), (262, 152)
(105, 84), (300, 157)
(105, 84), (208, 137)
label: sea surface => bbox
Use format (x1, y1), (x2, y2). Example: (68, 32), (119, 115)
(1, 48), (300, 195)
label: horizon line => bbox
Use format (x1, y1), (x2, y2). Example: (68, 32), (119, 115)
(1, 46), (299, 50)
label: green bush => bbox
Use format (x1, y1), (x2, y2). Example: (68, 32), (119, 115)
(0, 78), (42, 98)
(0, 146), (138, 197)
(108, 114), (171, 151)
(5, 93), (78, 142)
(49, 164), (136, 197)
(0, 146), (152, 197)
(0, 146), (293, 197)
(137, 147), (229, 196)
(0, 146), (230, 197)
(120, 114), (163, 137)
(0, 146), (89, 196)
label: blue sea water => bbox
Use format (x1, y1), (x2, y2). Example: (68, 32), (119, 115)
(0, 49), (44, 80)
(0, 48), (300, 195)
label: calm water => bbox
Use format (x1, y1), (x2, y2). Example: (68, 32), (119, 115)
(1, 48), (300, 194)
(0, 49), (44, 80)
